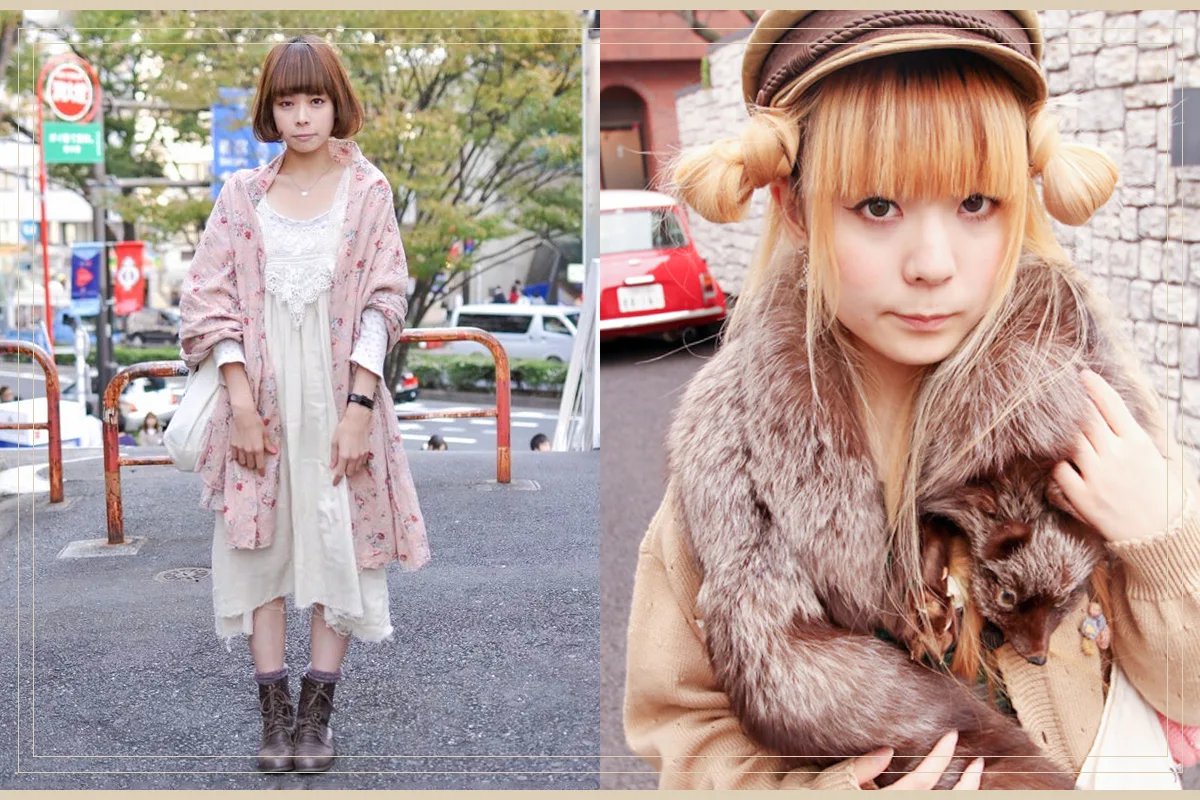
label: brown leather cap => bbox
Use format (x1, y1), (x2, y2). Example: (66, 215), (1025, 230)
(743, 10), (1047, 110)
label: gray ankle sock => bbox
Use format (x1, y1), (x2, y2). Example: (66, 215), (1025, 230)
(305, 664), (342, 684)
(254, 665), (289, 685)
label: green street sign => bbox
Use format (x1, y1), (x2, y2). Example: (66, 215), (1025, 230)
(43, 121), (104, 164)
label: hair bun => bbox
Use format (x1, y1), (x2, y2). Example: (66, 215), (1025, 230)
(1029, 109), (1119, 226)
(670, 109), (799, 224)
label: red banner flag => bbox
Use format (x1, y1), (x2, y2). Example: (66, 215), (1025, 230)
(113, 240), (146, 315)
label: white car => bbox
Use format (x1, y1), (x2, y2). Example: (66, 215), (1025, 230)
(118, 375), (184, 434)
(439, 304), (580, 362)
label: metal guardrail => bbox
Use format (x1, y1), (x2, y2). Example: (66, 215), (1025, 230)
(102, 361), (189, 544)
(399, 326), (511, 484)
(0, 339), (64, 502)
(101, 326), (512, 544)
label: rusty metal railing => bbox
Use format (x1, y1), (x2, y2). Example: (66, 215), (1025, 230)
(399, 327), (511, 484)
(102, 327), (511, 544)
(103, 361), (189, 544)
(0, 339), (64, 502)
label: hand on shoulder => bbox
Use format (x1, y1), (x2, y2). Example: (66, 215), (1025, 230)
(1050, 369), (1185, 544)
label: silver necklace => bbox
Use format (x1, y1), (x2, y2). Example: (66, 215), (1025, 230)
(284, 162), (336, 197)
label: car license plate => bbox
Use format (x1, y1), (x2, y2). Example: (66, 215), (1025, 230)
(617, 284), (665, 314)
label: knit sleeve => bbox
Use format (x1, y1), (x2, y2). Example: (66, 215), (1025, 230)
(350, 308), (388, 379)
(212, 338), (246, 387)
(1104, 508), (1200, 726)
(623, 491), (868, 790)
(212, 338), (246, 367)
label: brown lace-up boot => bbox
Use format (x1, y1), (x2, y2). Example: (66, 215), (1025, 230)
(256, 675), (295, 772)
(293, 673), (337, 772)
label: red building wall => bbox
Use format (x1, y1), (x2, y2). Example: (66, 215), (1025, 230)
(600, 10), (750, 189)
(600, 60), (707, 188)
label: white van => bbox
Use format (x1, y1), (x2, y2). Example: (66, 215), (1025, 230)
(442, 304), (580, 362)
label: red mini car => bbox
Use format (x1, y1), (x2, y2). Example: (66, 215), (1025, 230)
(599, 190), (727, 341)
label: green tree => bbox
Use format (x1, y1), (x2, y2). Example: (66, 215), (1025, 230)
(6, 10), (583, 387)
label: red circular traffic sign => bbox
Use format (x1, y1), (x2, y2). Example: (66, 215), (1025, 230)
(46, 61), (95, 122)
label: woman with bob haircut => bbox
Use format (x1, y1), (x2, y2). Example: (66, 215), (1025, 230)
(624, 10), (1199, 791)
(180, 34), (429, 773)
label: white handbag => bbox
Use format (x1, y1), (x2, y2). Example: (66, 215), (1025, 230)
(164, 356), (220, 472)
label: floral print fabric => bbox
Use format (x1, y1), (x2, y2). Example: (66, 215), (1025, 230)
(179, 138), (430, 572)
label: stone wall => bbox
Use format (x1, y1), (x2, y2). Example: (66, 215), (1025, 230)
(675, 32), (763, 297)
(674, 11), (1200, 462)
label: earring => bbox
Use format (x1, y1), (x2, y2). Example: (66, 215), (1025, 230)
(797, 248), (810, 288)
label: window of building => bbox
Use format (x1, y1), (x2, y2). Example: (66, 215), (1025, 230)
(1172, 88), (1200, 166)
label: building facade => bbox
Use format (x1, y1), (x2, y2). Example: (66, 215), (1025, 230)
(599, 10), (750, 191)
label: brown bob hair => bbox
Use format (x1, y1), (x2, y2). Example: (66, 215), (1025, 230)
(251, 34), (364, 142)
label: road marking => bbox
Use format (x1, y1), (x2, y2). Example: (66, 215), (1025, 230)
(469, 420), (496, 426)
(512, 421), (540, 428)
(440, 437), (478, 445)
(0, 454), (104, 496)
(396, 423), (426, 431)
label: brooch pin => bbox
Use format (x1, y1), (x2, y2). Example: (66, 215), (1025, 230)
(1079, 601), (1110, 656)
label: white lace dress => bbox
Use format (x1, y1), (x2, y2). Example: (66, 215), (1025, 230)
(209, 166), (394, 643)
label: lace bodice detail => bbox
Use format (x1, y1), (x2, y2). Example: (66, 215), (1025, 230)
(257, 168), (350, 328)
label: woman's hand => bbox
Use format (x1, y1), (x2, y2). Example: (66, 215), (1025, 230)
(331, 403), (372, 486)
(1050, 369), (1183, 544)
(221, 361), (276, 476)
(852, 730), (984, 790)
(230, 406), (277, 476)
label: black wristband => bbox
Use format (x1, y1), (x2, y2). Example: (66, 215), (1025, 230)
(347, 393), (375, 411)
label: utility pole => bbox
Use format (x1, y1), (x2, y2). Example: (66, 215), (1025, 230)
(89, 161), (112, 403)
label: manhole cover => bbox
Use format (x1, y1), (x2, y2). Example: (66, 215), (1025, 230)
(154, 567), (211, 583)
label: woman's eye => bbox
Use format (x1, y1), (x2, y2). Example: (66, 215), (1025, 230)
(962, 194), (993, 214)
(854, 197), (896, 220)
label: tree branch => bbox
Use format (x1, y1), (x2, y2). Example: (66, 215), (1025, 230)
(677, 11), (722, 44)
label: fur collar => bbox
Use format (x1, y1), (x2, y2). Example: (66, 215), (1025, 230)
(664, 251), (1156, 757)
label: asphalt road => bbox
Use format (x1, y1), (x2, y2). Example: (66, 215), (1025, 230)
(598, 332), (1200, 791)
(599, 333), (718, 790)
(1, 449), (599, 789)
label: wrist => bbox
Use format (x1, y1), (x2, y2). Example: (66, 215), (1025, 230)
(344, 401), (372, 423)
(230, 398), (257, 417)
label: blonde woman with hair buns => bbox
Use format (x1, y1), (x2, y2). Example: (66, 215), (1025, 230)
(624, 10), (1198, 791)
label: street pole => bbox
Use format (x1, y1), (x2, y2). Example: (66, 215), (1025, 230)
(35, 63), (53, 349)
(90, 162), (112, 403)
(585, 11), (600, 450)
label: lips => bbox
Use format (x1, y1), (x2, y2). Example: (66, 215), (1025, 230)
(892, 312), (955, 331)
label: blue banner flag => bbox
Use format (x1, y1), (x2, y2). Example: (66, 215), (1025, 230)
(70, 241), (102, 301)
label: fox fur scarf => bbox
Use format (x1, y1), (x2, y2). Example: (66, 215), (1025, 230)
(664, 251), (1158, 783)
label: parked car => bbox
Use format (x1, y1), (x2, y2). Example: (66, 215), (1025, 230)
(59, 373), (99, 417)
(441, 304), (579, 362)
(394, 370), (420, 403)
(1, 308), (101, 353)
(599, 189), (727, 341)
(117, 375), (183, 433)
(117, 307), (180, 347)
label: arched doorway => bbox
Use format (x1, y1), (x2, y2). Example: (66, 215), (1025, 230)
(600, 86), (649, 190)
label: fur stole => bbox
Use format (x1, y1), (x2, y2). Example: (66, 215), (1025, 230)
(664, 251), (1157, 770)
